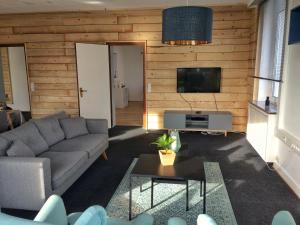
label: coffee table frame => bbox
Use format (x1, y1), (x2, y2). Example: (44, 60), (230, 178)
(129, 155), (206, 220)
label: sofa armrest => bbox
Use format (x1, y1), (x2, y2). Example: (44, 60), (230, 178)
(73, 206), (107, 225)
(85, 119), (108, 135)
(0, 213), (53, 225)
(34, 195), (68, 225)
(0, 157), (52, 210)
(168, 217), (187, 225)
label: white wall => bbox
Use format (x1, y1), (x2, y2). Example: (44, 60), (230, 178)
(110, 45), (144, 101)
(274, 138), (300, 197)
(110, 50), (117, 126)
(274, 0), (300, 197)
(7, 47), (30, 111)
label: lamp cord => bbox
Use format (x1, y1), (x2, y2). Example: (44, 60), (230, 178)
(179, 93), (193, 112)
(213, 94), (218, 111)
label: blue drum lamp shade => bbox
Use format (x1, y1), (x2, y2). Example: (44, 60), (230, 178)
(162, 6), (213, 45)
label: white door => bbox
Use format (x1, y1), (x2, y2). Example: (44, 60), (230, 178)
(76, 43), (112, 128)
(7, 47), (31, 111)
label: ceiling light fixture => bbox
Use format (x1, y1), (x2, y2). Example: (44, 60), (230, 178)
(162, 6), (213, 46)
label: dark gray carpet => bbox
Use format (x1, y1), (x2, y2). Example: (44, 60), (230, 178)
(2, 126), (300, 225)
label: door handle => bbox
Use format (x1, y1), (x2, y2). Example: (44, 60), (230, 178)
(79, 87), (87, 97)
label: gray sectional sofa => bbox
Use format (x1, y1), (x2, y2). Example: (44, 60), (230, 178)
(0, 111), (108, 210)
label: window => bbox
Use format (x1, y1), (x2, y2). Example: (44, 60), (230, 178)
(255, 0), (286, 102)
(272, 10), (286, 98)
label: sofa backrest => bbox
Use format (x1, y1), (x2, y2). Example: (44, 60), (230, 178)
(33, 117), (65, 146)
(45, 111), (69, 120)
(0, 111), (70, 157)
(4, 122), (49, 155)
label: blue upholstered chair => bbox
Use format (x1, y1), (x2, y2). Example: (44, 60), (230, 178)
(168, 214), (217, 225)
(271, 211), (296, 225)
(0, 195), (154, 225)
(168, 211), (296, 225)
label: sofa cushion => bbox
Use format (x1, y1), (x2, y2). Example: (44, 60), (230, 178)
(0, 136), (11, 156)
(50, 134), (108, 158)
(10, 122), (49, 155)
(6, 140), (35, 157)
(33, 117), (65, 146)
(59, 117), (89, 139)
(0, 130), (17, 142)
(39, 151), (88, 189)
(45, 111), (69, 120)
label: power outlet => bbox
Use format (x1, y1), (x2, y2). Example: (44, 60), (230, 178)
(147, 83), (152, 93)
(30, 82), (35, 92)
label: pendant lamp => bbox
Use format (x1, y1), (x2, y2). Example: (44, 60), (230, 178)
(162, 6), (213, 45)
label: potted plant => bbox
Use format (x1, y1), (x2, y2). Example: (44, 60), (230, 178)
(152, 134), (176, 166)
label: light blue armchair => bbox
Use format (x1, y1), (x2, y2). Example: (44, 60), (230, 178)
(0, 195), (154, 225)
(168, 214), (217, 225)
(168, 211), (296, 225)
(271, 211), (296, 225)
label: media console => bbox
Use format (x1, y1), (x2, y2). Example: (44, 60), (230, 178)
(164, 110), (232, 136)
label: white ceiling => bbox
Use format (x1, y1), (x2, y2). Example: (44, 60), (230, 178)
(0, 0), (252, 14)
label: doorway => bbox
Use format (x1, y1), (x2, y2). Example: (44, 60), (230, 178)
(0, 45), (31, 126)
(109, 44), (145, 127)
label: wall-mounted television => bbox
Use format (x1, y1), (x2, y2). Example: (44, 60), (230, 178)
(177, 67), (221, 93)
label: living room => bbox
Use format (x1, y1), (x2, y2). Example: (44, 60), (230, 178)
(0, 0), (299, 225)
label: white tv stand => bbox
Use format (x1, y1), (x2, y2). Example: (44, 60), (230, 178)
(164, 110), (232, 136)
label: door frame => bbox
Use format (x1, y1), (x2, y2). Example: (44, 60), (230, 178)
(107, 41), (147, 128)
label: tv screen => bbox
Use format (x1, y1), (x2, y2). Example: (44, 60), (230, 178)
(177, 67), (221, 93)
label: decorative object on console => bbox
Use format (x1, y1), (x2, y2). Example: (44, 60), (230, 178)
(162, 6), (213, 45)
(169, 129), (181, 152)
(265, 96), (270, 106)
(152, 133), (176, 166)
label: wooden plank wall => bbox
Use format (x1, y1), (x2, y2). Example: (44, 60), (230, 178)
(0, 47), (13, 103)
(0, 5), (257, 131)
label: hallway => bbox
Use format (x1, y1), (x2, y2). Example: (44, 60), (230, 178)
(116, 101), (144, 126)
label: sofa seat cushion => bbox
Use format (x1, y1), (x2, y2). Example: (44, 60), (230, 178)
(49, 134), (108, 158)
(3, 122), (49, 155)
(33, 117), (65, 146)
(39, 151), (88, 189)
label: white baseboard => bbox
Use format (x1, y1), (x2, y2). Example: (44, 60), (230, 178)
(274, 162), (300, 198)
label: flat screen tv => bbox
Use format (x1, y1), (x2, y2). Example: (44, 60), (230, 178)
(177, 67), (221, 93)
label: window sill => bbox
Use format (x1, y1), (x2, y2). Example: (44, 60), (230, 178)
(249, 101), (278, 115)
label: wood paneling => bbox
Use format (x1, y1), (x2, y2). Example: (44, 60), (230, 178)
(0, 5), (257, 131)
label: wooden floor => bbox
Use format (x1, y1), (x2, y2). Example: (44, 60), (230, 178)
(116, 101), (144, 126)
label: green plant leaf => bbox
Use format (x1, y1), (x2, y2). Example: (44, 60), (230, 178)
(152, 133), (175, 150)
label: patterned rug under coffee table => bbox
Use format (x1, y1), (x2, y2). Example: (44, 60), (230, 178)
(106, 158), (237, 225)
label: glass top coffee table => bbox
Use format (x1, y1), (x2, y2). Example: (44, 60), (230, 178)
(129, 154), (206, 220)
